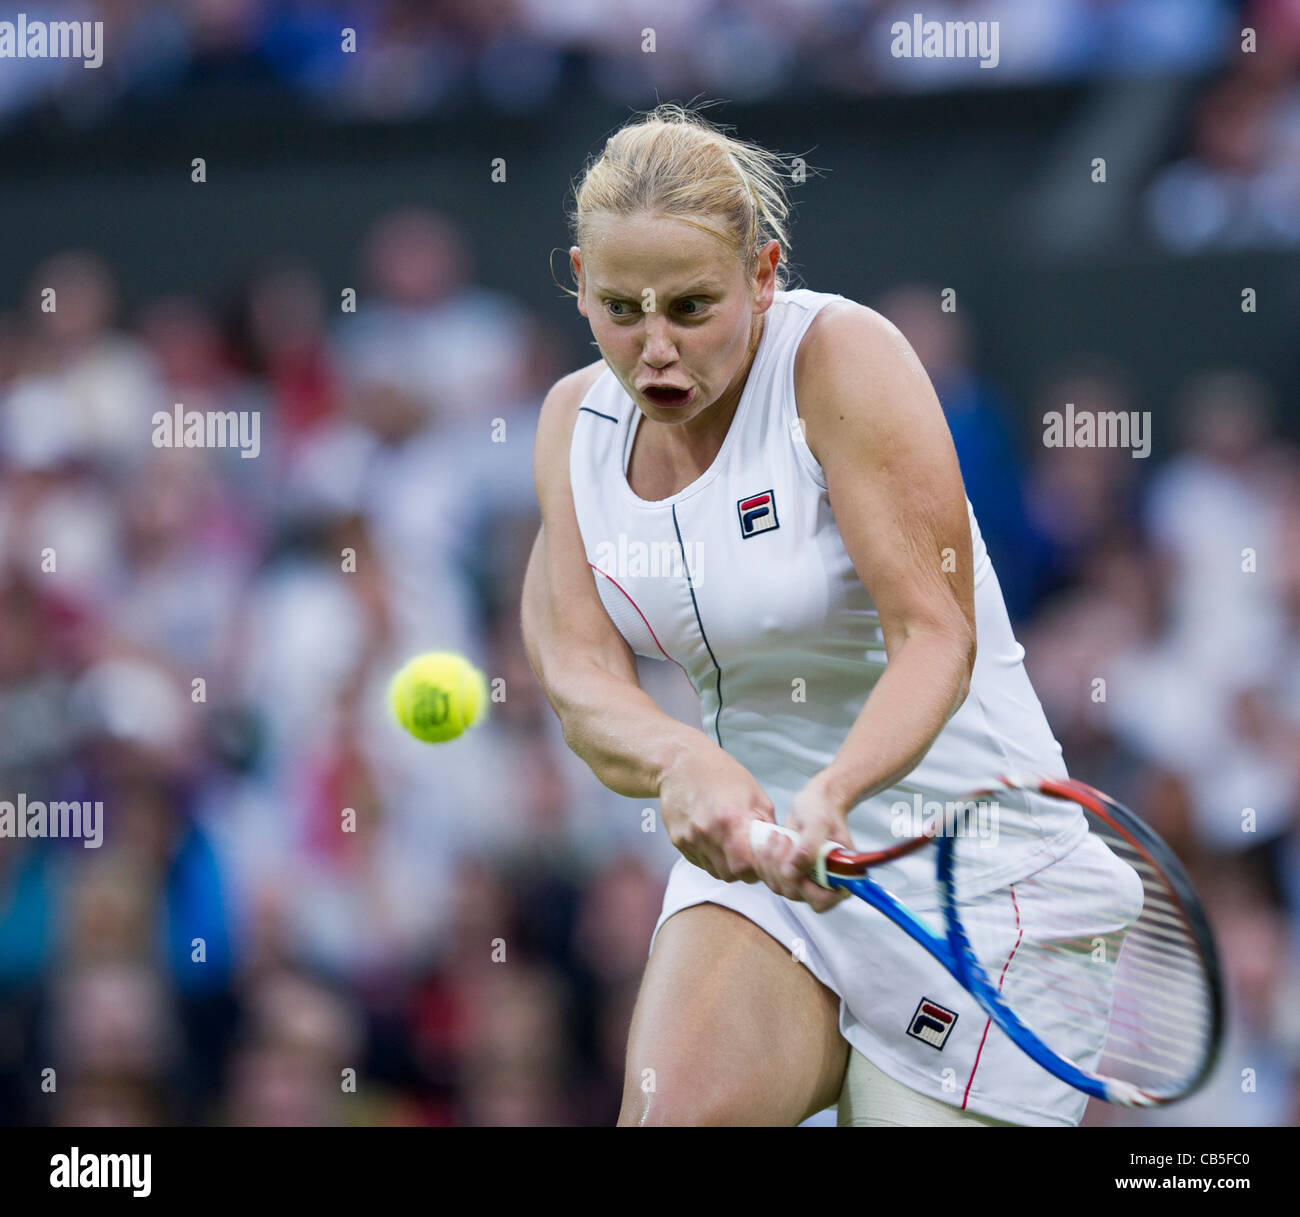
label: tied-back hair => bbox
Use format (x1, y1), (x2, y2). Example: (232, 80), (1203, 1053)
(565, 102), (797, 294)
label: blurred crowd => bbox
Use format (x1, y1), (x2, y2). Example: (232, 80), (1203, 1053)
(0, 0), (1249, 128)
(0, 208), (683, 1126)
(1, 196), (1298, 1126)
(1144, 1), (1300, 249)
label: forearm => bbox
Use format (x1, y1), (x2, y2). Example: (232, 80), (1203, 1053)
(547, 661), (716, 799)
(816, 626), (973, 815)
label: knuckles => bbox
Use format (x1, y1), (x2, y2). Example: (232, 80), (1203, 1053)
(669, 798), (776, 884)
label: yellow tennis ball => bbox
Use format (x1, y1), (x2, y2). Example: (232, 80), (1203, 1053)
(388, 652), (488, 743)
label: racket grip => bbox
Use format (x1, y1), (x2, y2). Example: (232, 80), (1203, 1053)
(749, 820), (841, 889)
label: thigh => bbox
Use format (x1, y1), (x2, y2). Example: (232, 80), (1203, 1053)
(618, 902), (848, 1126)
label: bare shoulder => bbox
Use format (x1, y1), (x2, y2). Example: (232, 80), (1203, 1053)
(548, 356), (608, 410)
(793, 298), (946, 457)
(794, 299), (919, 407)
(533, 357), (608, 490)
(538, 357), (607, 433)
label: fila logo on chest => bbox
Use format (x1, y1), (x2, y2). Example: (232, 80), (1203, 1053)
(737, 489), (779, 538)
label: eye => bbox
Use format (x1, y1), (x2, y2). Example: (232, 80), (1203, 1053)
(675, 298), (709, 317)
(604, 299), (635, 318)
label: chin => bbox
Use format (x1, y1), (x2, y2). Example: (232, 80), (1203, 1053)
(657, 394), (711, 423)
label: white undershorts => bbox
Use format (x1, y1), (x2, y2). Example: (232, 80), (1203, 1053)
(838, 1048), (1016, 1126)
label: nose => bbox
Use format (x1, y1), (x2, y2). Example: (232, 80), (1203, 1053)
(640, 313), (678, 368)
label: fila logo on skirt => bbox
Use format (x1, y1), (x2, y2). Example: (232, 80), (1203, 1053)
(907, 997), (959, 1050)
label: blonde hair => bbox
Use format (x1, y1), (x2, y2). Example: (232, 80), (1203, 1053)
(566, 102), (795, 293)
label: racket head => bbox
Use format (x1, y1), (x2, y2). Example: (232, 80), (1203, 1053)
(940, 774), (1225, 1107)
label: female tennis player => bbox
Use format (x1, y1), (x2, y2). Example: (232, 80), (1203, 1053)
(521, 104), (1106, 1127)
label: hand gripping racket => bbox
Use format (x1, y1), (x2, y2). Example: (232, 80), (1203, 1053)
(750, 774), (1224, 1107)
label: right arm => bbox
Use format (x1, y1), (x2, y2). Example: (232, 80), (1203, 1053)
(519, 365), (773, 881)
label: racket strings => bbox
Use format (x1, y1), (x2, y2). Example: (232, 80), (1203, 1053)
(955, 811), (1215, 1097)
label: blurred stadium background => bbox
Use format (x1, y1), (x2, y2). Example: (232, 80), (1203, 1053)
(0, 0), (1298, 1127)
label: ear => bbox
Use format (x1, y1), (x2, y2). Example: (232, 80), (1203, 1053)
(570, 246), (587, 316)
(753, 239), (780, 311)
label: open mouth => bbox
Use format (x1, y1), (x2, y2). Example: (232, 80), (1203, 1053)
(641, 385), (695, 408)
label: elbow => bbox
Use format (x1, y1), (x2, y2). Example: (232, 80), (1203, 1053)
(519, 613), (567, 730)
(543, 663), (596, 754)
(534, 655), (580, 740)
(954, 617), (976, 706)
(558, 707), (590, 762)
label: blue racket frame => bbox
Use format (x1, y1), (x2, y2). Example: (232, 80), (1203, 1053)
(755, 776), (1223, 1107)
(831, 836), (1118, 1103)
(826, 780), (1222, 1112)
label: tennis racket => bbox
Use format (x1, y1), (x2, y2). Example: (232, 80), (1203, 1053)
(750, 774), (1224, 1107)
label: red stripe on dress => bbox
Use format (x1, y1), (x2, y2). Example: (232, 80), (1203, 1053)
(589, 564), (690, 679)
(961, 884), (1023, 1110)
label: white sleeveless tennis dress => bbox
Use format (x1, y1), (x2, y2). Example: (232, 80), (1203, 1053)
(569, 288), (1115, 1125)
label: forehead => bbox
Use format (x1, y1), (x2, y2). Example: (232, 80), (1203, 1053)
(581, 212), (740, 292)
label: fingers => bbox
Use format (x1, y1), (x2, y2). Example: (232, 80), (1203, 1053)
(678, 814), (769, 883)
(799, 876), (852, 913)
(684, 852), (719, 880)
(722, 819), (764, 883)
(753, 826), (797, 896)
(682, 820), (851, 912)
(789, 819), (837, 881)
(749, 829), (843, 912)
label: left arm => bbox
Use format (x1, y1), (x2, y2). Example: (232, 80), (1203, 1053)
(753, 302), (977, 908)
